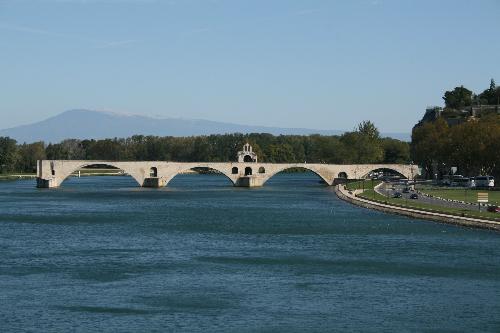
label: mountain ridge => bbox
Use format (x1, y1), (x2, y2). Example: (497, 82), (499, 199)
(0, 109), (410, 143)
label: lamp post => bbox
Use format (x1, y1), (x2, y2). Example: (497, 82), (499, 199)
(465, 184), (468, 203)
(410, 161), (414, 181)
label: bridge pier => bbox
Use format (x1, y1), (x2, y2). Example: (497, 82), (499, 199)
(234, 176), (265, 187)
(36, 177), (57, 188)
(142, 177), (167, 188)
(333, 178), (348, 185)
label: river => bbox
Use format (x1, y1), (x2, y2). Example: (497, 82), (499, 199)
(1, 173), (499, 332)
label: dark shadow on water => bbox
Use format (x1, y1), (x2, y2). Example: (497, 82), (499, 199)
(195, 255), (500, 281)
(133, 289), (240, 312)
(53, 305), (157, 315)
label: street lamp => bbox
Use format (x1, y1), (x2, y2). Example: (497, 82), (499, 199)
(410, 161), (414, 179)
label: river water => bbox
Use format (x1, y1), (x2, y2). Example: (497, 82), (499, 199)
(1, 173), (499, 332)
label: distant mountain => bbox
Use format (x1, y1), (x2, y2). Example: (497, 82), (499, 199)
(0, 109), (410, 143)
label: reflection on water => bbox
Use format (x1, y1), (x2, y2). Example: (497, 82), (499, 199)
(1, 174), (499, 332)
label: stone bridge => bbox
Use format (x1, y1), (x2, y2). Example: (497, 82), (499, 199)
(36, 160), (420, 188)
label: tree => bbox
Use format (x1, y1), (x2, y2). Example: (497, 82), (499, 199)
(411, 113), (500, 180)
(357, 120), (380, 140)
(337, 121), (384, 163)
(85, 139), (124, 160)
(381, 138), (410, 163)
(340, 132), (383, 164)
(411, 117), (450, 178)
(267, 144), (295, 163)
(443, 86), (473, 109)
(0, 137), (18, 173)
(478, 78), (500, 105)
(16, 142), (46, 173)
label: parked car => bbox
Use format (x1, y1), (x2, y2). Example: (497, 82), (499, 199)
(451, 177), (471, 187)
(486, 205), (500, 213)
(393, 192), (402, 198)
(475, 176), (495, 188)
(410, 193), (418, 200)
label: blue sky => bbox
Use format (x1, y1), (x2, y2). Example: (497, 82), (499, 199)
(1, 0), (499, 133)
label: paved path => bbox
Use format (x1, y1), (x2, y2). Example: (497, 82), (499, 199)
(375, 183), (480, 211)
(336, 184), (500, 231)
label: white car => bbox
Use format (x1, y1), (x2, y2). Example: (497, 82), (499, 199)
(474, 176), (494, 187)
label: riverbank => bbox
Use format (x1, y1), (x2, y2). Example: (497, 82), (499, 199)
(0, 169), (202, 181)
(335, 184), (500, 231)
(0, 174), (36, 180)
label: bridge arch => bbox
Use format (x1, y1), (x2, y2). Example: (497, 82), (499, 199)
(162, 165), (237, 186)
(361, 167), (406, 180)
(58, 162), (144, 187)
(358, 166), (415, 180)
(262, 165), (332, 185)
(338, 164), (418, 181)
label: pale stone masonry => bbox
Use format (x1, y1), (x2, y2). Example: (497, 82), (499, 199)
(36, 160), (419, 188)
(237, 143), (258, 163)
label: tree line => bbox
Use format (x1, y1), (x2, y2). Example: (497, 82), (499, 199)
(2, 79), (498, 178)
(412, 79), (500, 179)
(412, 115), (500, 179)
(442, 78), (500, 109)
(0, 121), (410, 174)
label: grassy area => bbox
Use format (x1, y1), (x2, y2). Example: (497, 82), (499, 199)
(416, 186), (500, 206)
(357, 188), (500, 221)
(0, 169), (124, 181)
(345, 180), (381, 191)
(76, 168), (124, 175)
(0, 173), (36, 180)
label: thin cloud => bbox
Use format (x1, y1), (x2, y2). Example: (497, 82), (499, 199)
(0, 22), (59, 36)
(0, 21), (137, 49)
(0, 21), (98, 42)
